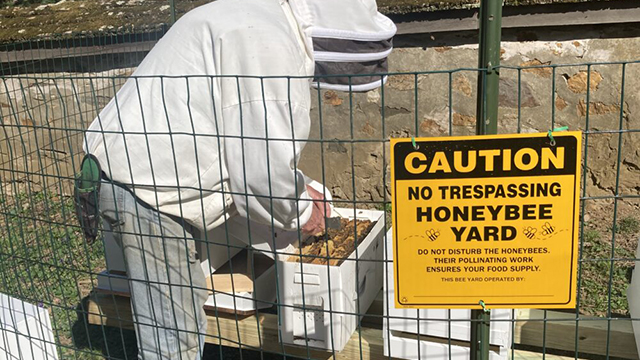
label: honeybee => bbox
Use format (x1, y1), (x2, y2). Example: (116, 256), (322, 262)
(425, 229), (440, 242)
(523, 226), (537, 239)
(541, 222), (556, 236)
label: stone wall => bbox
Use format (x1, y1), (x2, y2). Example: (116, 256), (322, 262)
(299, 24), (640, 222)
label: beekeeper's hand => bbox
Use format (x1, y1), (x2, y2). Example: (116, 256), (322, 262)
(301, 185), (331, 236)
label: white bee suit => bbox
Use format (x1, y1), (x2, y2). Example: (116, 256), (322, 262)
(84, 0), (395, 233)
(84, 0), (395, 358)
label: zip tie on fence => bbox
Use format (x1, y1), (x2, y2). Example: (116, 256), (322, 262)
(479, 300), (490, 314)
(547, 126), (569, 147)
(411, 137), (418, 149)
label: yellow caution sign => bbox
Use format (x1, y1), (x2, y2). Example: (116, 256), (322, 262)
(390, 132), (582, 309)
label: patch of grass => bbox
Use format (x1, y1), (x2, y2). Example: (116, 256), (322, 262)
(580, 256), (633, 317)
(615, 216), (640, 235)
(0, 189), (133, 359)
(579, 222), (634, 317)
(582, 228), (601, 243)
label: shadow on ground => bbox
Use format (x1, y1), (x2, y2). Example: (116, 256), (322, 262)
(72, 296), (138, 359)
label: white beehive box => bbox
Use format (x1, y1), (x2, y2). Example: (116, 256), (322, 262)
(278, 208), (385, 351)
(0, 293), (58, 360)
(383, 228), (513, 349)
(383, 320), (509, 360)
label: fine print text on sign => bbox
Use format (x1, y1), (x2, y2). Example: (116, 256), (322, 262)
(390, 132), (582, 309)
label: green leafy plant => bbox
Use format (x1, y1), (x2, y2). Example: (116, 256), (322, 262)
(615, 216), (640, 235)
(582, 228), (601, 243)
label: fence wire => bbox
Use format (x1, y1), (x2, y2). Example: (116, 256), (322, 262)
(0, 36), (639, 360)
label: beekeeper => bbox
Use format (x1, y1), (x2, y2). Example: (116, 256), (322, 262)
(78, 0), (395, 358)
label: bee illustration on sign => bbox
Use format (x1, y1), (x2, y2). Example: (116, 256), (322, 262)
(523, 226), (537, 239)
(541, 222), (556, 236)
(425, 229), (440, 242)
(523, 222), (564, 240)
(538, 223), (567, 241)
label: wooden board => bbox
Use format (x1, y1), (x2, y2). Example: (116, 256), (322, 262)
(510, 350), (588, 360)
(514, 309), (638, 359)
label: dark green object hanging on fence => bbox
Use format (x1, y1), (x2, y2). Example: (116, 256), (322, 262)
(73, 154), (102, 244)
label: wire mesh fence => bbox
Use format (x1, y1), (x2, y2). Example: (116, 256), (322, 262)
(0, 35), (639, 360)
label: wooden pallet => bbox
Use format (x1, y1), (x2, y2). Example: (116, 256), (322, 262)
(85, 292), (638, 360)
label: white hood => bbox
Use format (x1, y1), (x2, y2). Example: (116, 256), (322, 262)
(289, 0), (397, 92)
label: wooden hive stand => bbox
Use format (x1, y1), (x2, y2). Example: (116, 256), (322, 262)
(85, 291), (638, 359)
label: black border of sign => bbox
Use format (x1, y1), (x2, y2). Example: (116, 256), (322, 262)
(392, 136), (579, 308)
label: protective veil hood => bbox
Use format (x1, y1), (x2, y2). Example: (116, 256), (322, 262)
(288, 0), (397, 92)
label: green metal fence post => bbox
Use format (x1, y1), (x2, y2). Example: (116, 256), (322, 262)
(169, 0), (177, 25)
(472, 0), (503, 358)
(476, 0), (503, 135)
(470, 306), (491, 360)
